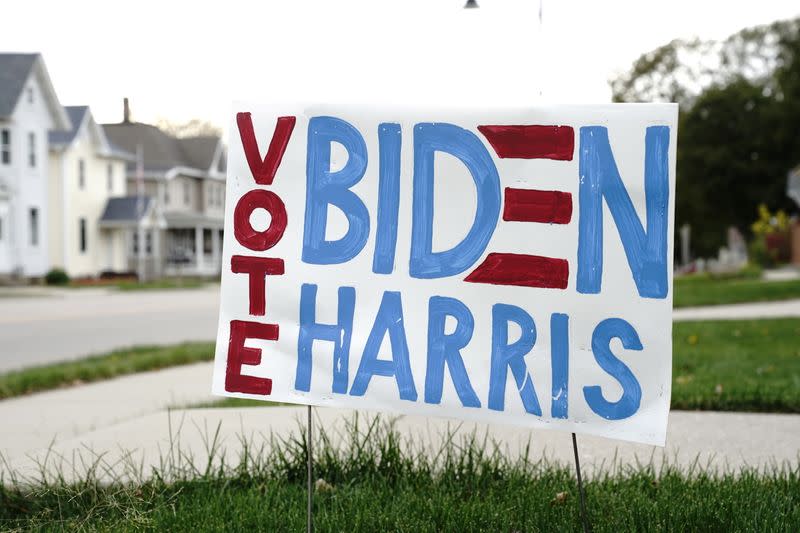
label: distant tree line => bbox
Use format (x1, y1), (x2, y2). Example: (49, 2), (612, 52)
(611, 17), (800, 257)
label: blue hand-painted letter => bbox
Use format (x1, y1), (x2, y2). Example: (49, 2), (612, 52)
(295, 284), (356, 394)
(303, 116), (370, 264)
(583, 318), (643, 420)
(424, 296), (481, 408)
(410, 123), (501, 278)
(373, 123), (401, 274)
(488, 304), (542, 415)
(577, 126), (670, 298)
(350, 291), (417, 401)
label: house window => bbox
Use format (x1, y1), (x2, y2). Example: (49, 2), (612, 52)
(132, 232), (139, 254)
(27, 87), (33, 104)
(106, 164), (113, 192)
(78, 159), (85, 189)
(164, 185), (170, 205)
(183, 181), (190, 204)
(29, 207), (38, 246)
(1, 129), (9, 164)
(79, 218), (87, 253)
(203, 228), (212, 254)
(28, 132), (35, 168)
(145, 231), (152, 255)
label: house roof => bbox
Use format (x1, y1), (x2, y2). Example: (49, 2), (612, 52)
(0, 53), (37, 118)
(178, 136), (220, 170)
(48, 106), (88, 145)
(99, 196), (152, 223)
(0, 53), (70, 129)
(48, 106), (135, 161)
(101, 122), (224, 176)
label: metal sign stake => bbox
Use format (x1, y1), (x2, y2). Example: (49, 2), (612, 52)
(307, 405), (313, 533)
(571, 432), (591, 533)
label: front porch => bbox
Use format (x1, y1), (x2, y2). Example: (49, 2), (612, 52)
(163, 225), (223, 277)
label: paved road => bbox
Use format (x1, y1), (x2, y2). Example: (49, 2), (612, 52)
(0, 286), (220, 372)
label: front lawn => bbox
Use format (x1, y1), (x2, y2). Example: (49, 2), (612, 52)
(1, 420), (797, 532)
(674, 275), (800, 308)
(672, 318), (800, 411)
(0, 342), (214, 400)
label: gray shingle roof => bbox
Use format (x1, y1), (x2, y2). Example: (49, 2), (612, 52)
(0, 54), (38, 118)
(101, 122), (223, 175)
(99, 196), (151, 223)
(178, 136), (220, 171)
(48, 106), (88, 146)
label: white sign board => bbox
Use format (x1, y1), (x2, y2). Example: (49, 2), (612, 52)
(213, 104), (677, 446)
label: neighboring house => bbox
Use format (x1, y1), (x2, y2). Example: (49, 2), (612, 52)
(48, 106), (135, 278)
(103, 103), (226, 278)
(0, 53), (71, 278)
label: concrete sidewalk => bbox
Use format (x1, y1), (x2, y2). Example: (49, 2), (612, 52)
(673, 298), (800, 321)
(0, 362), (216, 464)
(1, 363), (797, 482)
(3, 406), (798, 482)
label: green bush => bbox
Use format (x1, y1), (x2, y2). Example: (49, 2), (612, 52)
(44, 268), (69, 286)
(748, 236), (774, 268)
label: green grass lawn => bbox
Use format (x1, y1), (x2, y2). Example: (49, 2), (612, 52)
(673, 275), (800, 308)
(182, 397), (285, 409)
(0, 343), (214, 400)
(62, 278), (212, 291)
(1, 420), (797, 531)
(112, 279), (211, 291)
(672, 318), (800, 412)
(2, 319), (799, 413)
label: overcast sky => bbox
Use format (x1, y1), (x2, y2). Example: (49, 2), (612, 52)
(3, 0), (799, 131)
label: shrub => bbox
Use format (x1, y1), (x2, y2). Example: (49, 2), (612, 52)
(44, 268), (70, 286)
(750, 204), (791, 267)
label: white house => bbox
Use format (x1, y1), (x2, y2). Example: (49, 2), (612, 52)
(0, 53), (71, 278)
(48, 106), (134, 277)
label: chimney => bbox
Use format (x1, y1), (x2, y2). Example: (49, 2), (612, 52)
(123, 97), (131, 123)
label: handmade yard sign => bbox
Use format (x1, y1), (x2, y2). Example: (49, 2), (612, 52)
(212, 104), (678, 446)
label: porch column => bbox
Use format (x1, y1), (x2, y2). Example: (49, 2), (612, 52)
(137, 223), (146, 282)
(211, 226), (221, 274)
(152, 227), (161, 278)
(195, 225), (204, 273)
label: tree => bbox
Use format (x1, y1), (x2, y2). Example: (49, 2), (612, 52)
(156, 118), (222, 138)
(611, 17), (800, 257)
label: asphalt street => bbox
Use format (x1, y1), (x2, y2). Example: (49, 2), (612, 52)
(0, 286), (220, 372)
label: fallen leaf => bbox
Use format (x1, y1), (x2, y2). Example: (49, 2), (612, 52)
(315, 478), (333, 492)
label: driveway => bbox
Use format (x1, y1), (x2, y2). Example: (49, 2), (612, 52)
(0, 286), (220, 372)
